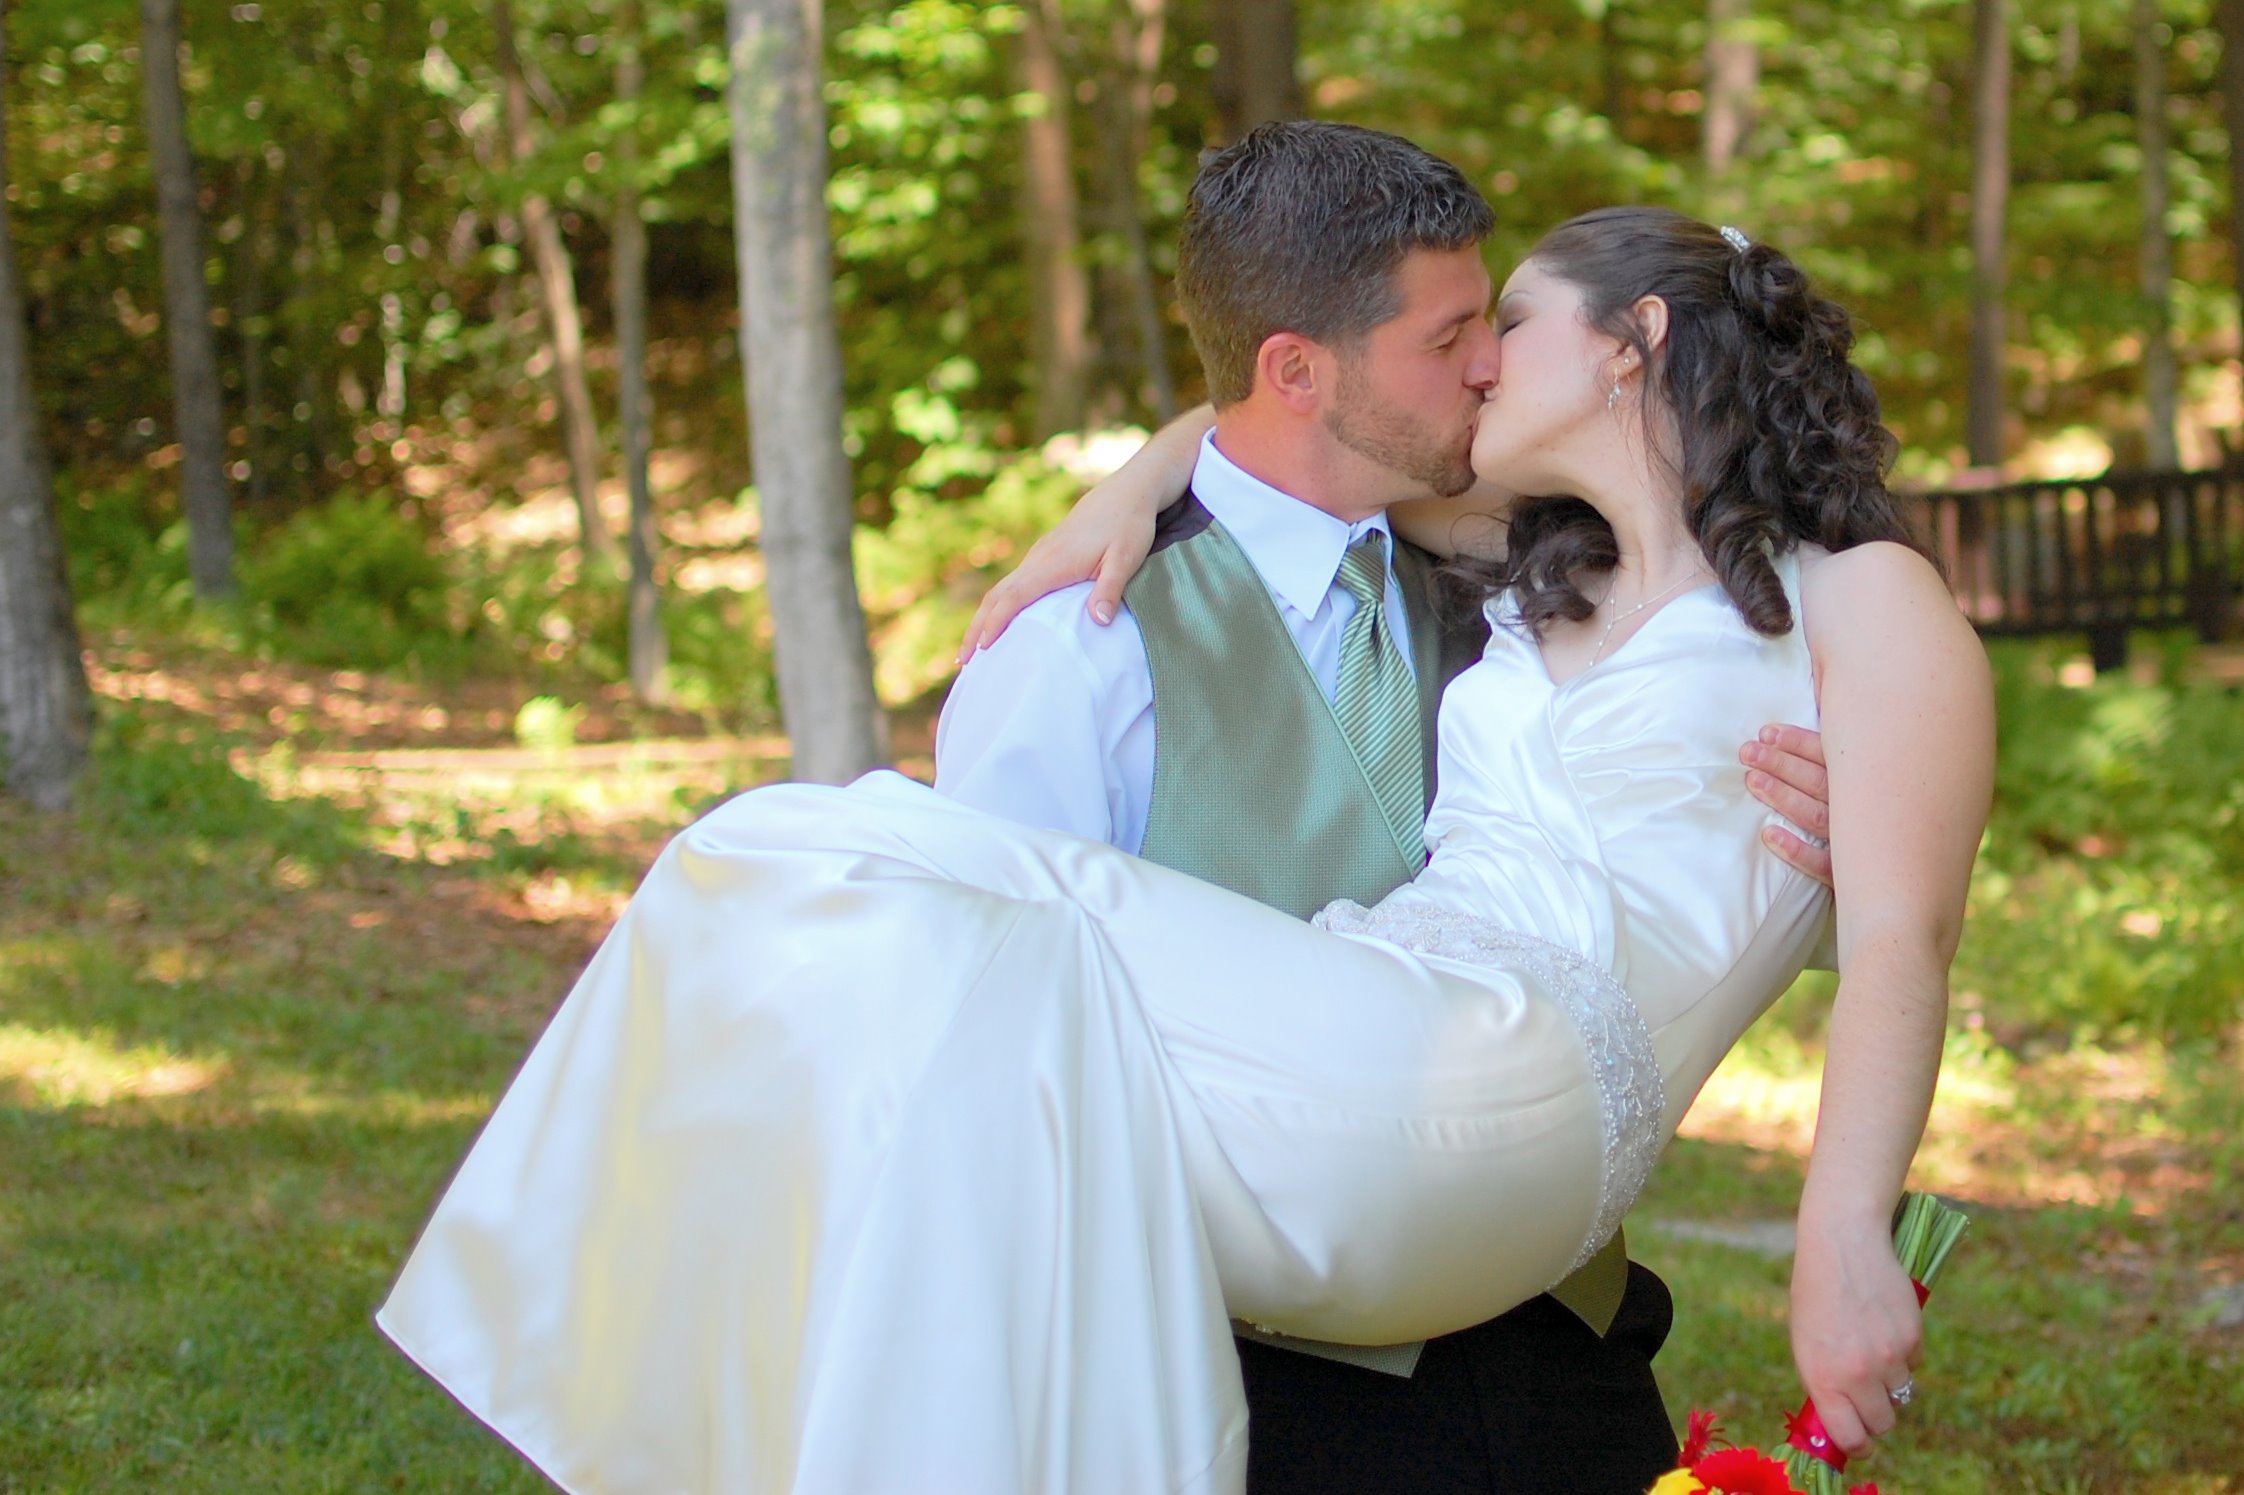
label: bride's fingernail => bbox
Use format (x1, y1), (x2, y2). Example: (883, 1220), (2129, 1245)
(1092, 602), (1115, 625)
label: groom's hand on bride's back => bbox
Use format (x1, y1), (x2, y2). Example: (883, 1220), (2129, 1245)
(1742, 724), (1833, 889)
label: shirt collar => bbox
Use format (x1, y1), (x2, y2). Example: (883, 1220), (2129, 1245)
(1190, 432), (1392, 618)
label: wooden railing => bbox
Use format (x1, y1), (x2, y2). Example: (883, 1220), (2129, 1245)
(1909, 468), (2243, 669)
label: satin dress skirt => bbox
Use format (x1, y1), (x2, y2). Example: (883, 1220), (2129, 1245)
(377, 773), (1620, 1495)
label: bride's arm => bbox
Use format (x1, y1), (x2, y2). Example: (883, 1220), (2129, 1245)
(957, 407), (1215, 660)
(1788, 541), (1994, 1458)
(1387, 479), (1515, 562)
(958, 408), (1518, 660)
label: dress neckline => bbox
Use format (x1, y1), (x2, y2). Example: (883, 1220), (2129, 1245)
(1510, 579), (1731, 691)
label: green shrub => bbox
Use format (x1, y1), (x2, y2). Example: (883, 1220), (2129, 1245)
(86, 703), (358, 865)
(90, 707), (266, 839)
(55, 473), (181, 601)
(1954, 638), (2244, 1043)
(659, 584), (781, 727)
(853, 440), (1087, 705)
(239, 493), (462, 670)
(451, 541), (781, 728)
(512, 696), (584, 754)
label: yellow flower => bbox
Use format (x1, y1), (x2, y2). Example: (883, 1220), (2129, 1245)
(1648, 1473), (1709, 1495)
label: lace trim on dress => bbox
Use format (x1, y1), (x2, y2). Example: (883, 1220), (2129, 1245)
(1311, 898), (1667, 1286)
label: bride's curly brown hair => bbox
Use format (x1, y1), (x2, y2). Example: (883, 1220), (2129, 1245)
(1470, 206), (1926, 638)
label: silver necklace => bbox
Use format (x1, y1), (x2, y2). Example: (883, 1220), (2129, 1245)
(1589, 569), (1700, 665)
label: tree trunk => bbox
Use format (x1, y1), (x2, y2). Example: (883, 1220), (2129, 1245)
(614, 5), (666, 704)
(2136, 0), (2179, 469)
(1210, 0), (1300, 141)
(1015, 0), (1092, 440)
(375, 3), (407, 428)
(726, 0), (887, 782)
(2220, 0), (2244, 440)
(287, 176), (334, 474)
(1703, 0), (1758, 182)
(494, 0), (614, 564)
(0, 6), (93, 811)
(1600, 3), (1629, 142)
(1093, 0), (1176, 422)
(138, 0), (234, 599)
(1967, 0), (2010, 469)
(235, 156), (271, 507)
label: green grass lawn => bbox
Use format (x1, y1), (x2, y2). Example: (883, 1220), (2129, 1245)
(4, 648), (2241, 1492)
(1, 709), (577, 1492)
(1635, 1013), (2244, 1492)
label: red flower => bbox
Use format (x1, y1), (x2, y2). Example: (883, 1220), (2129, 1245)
(1783, 1401), (1848, 1471)
(1690, 1447), (1804, 1494)
(1679, 1409), (1723, 1465)
(1847, 1485), (1883, 1495)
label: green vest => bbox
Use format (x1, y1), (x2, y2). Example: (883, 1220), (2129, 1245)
(1128, 499), (1464, 918)
(1123, 494), (1629, 1342)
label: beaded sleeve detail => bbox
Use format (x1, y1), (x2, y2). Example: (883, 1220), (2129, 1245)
(1311, 898), (1667, 1285)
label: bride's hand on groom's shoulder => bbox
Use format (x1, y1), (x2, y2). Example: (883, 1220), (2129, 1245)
(957, 491), (1155, 660)
(1742, 724), (1834, 889)
(958, 409), (1211, 662)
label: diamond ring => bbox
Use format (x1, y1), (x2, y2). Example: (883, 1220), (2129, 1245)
(1887, 1378), (1916, 1407)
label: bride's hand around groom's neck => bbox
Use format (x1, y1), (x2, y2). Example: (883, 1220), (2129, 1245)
(1743, 722), (1835, 889)
(958, 408), (1214, 662)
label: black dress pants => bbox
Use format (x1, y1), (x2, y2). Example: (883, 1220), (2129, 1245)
(1238, 1262), (1679, 1495)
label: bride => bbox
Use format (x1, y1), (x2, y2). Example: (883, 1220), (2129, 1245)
(379, 206), (1993, 1495)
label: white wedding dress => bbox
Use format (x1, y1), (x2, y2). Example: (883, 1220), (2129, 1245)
(379, 556), (1831, 1495)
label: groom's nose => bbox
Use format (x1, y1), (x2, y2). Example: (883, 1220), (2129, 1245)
(1464, 319), (1500, 392)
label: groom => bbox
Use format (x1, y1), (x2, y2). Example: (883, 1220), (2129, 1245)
(937, 122), (1833, 1493)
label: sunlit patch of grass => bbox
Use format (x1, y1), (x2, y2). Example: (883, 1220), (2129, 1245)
(1679, 975), (2244, 1221)
(0, 1025), (229, 1108)
(1640, 983), (2244, 1489)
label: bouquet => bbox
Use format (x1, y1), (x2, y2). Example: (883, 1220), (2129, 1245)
(1647, 1192), (1969, 1495)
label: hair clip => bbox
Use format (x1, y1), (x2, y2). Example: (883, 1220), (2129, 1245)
(1719, 225), (1751, 254)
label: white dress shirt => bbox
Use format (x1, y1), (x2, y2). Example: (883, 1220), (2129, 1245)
(935, 432), (1416, 853)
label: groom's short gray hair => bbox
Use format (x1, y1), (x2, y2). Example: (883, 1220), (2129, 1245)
(1177, 121), (1494, 407)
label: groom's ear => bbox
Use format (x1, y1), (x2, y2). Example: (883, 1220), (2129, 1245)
(1254, 331), (1327, 415)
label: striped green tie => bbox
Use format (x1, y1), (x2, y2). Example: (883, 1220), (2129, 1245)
(1332, 534), (1426, 865)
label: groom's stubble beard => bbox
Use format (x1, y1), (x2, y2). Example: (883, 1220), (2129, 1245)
(1322, 355), (1478, 500)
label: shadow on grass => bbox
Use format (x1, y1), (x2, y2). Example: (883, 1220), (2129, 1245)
(2, 698), (610, 1101)
(0, 703), (593, 1489)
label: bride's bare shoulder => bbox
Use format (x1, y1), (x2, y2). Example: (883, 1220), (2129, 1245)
(1797, 539), (1946, 598)
(1796, 540), (1978, 663)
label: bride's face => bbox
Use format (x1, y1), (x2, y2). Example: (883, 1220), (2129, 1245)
(1469, 260), (1623, 492)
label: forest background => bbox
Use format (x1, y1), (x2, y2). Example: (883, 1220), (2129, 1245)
(3, 0), (2244, 1490)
